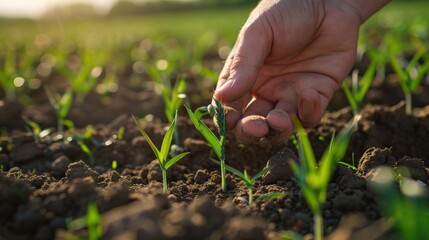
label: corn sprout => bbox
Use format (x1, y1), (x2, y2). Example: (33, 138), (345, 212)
(289, 116), (357, 240)
(133, 112), (190, 193)
(186, 99), (227, 191)
(212, 159), (284, 205)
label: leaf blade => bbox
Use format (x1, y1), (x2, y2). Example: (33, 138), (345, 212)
(165, 152), (190, 170)
(132, 115), (160, 161)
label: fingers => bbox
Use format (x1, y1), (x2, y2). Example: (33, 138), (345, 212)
(235, 98), (294, 144)
(214, 21), (270, 103)
(222, 97), (250, 130)
(266, 108), (294, 144)
(231, 74), (334, 144)
(298, 88), (323, 127)
(234, 98), (272, 143)
(213, 16), (271, 134)
(235, 115), (269, 143)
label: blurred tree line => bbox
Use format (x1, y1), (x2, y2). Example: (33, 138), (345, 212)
(109, 0), (259, 16)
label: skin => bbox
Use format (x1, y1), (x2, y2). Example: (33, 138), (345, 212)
(214, 0), (391, 144)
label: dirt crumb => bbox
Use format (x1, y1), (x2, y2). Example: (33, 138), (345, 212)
(262, 147), (297, 184)
(357, 147), (396, 178)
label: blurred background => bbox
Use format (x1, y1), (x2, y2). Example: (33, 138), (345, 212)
(0, 0), (428, 130)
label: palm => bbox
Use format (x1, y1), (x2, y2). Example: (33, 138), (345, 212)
(215, 0), (362, 143)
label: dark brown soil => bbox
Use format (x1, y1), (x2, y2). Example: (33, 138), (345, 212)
(1, 98), (429, 239)
(1, 55), (429, 239)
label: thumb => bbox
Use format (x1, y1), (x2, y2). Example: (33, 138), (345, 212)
(214, 23), (270, 102)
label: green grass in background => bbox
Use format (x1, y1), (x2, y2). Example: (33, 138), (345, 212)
(1, 1), (427, 49)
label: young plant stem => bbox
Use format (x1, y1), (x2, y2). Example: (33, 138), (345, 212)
(162, 169), (167, 194)
(220, 160), (226, 192)
(314, 212), (323, 240)
(220, 135), (227, 192)
(405, 91), (412, 115)
(248, 187), (254, 205)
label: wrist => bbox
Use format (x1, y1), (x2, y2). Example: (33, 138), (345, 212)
(343, 0), (391, 23)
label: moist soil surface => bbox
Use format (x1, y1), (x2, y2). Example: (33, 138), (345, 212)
(1, 74), (429, 240)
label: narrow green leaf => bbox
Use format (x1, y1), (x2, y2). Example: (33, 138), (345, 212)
(243, 170), (250, 182)
(356, 60), (377, 102)
(77, 141), (93, 162)
(193, 106), (210, 119)
(318, 116), (356, 191)
(83, 125), (94, 139)
(341, 83), (358, 113)
(23, 117), (41, 135)
(292, 117), (317, 174)
(86, 203), (101, 226)
(251, 166), (271, 182)
(410, 59), (429, 91)
(389, 54), (410, 91)
(58, 90), (73, 120)
(210, 158), (247, 181)
(185, 105), (222, 158)
(86, 203), (102, 240)
(160, 111), (178, 163)
(62, 119), (75, 130)
(301, 184), (321, 214)
(289, 159), (320, 213)
(406, 48), (426, 73)
(255, 192), (285, 202)
(338, 161), (357, 172)
(165, 152), (190, 170)
(132, 115), (160, 161)
(279, 230), (304, 240)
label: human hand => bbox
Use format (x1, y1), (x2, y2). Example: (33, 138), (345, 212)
(214, 0), (389, 143)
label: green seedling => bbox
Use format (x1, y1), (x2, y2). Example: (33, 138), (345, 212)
(370, 167), (429, 240)
(154, 73), (188, 147)
(212, 159), (284, 205)
(77, 141), (94, 164)
(58, 46), (108, 103)
(14, 169), (24, 180)
(367, 46), (389, 83)
(0, 45), (35, 101)
(185, 99), (227, 192)
(338, 152), (357, 172)
(145, 58), (187, 147)
(69, 125), (94, 142)
(328, 132), (357, 173)
(0, 47), (18, 100)
(162, 78), (188, 124)
(289, 116), (357, 240)
(86, 203), (102, 240)
(111, 160), (118, 170)
(162, 78), (188, 149)
(116, 127), (125, 141)
(359, 31), (390, 82)
(67, 203), (102, 240)
(388, 35), (429, 115)
(279, 230), (304, 240)
(133, 112), (190, 193)
(23, 117), (55, 142)
(45, 88), (74, 132)
(341, 60), (378, 115)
